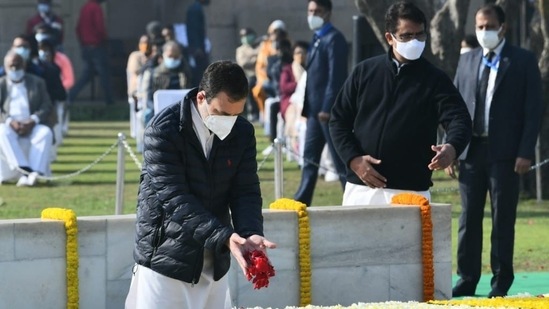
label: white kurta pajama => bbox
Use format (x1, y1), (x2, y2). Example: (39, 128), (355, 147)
(342, 182), (430, 206)
(0, 81), (52, 176)
(125, 101), (232, 309)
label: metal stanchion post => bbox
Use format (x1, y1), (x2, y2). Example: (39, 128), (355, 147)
(535, 137), (542, 203)
(115, 133), (126, 215)
(274, 138), (284, 199)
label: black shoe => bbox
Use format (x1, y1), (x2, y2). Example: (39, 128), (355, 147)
(488, 289), (507, 298)
(452, 285), (476, 297)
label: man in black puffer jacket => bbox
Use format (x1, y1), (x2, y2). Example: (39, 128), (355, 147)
(126, 61), (276, 309)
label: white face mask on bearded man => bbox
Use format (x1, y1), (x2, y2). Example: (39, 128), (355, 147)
(201, 101), (238, 140)
(391, 35), (425, 61)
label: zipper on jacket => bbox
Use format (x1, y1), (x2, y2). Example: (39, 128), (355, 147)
(152, 211), (166, 256)
(376, 72), (401, 157)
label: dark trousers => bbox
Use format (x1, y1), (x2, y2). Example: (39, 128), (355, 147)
(456, 137), (519, 294)
(269, 101), (280, 143)
(294, 116), (346, 206)
(246, 76), (259, 121)
(69, 45), (113, 105)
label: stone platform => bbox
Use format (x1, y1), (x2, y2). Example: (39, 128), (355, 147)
(0, 204), (451, 309)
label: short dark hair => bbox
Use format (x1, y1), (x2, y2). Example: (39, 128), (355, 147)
(293, 40), (310, 52)
(309, 0), (332, 12)
(162, 23), (175, 33)
(146, 20), (162, 37)
(476, 3), (505, 24)
(199, 61), (249, 102)
(385, 1), (427, 34)
(38, 39), (54, 52)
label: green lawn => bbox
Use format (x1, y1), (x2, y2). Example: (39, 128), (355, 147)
(0, 121), (547, 273)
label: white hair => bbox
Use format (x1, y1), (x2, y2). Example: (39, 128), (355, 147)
(269, 20), (286, 31)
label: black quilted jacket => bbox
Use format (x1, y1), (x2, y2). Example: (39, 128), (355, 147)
(133, 88), (264, 284)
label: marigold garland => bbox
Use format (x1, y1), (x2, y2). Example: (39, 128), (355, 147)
(270, 198), (311, 306)
(391, 193), (434, 302)
(429, 294), (549, 308)
(42, 208), (79, 309)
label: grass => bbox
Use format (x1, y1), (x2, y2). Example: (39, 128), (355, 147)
(0, 120), (548, 274)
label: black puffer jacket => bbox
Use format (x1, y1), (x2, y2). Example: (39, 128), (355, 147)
(133, 88), (264, 283)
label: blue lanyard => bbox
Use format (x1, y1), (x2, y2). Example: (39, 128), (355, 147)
(482, 53), (500, 71)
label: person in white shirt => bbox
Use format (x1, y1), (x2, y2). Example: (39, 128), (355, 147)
(0, 51), (53, 186)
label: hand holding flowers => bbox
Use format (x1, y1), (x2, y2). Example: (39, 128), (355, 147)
(227, 233), (276, 289)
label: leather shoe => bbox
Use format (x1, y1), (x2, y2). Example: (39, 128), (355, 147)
(452, 285), (475, 297)
(488, 289), (507, 298)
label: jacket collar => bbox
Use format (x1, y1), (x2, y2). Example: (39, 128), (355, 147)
(385, 47), (424, 75)
(179, 87), (238, 143)
(493, 43), (511, 92)
(180, 87), (198, 132)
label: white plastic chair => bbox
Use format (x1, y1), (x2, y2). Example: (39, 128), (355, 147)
(153, 89), (191, 115)
(133, 89), (191, 153)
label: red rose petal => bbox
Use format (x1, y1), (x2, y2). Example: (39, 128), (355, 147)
(245, 250), (275, 289)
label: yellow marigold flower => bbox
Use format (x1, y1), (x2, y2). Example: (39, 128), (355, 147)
(42, 208), (79, 309)
(391, 193), (434, 302)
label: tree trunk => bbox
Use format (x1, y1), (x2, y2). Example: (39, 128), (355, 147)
(537, 0), (549, 199)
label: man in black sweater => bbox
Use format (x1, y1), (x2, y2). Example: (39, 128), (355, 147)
(329, 1), (471, 205)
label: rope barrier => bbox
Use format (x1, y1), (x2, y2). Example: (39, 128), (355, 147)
(122, 139), (143, 170)
(0, 140), (119, 182)
(530, 157), (549, 171)
(259, 141), (549, 195)
(0, 136), (547, 191)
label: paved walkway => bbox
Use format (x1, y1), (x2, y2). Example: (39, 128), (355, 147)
(452, 272), (549, 298)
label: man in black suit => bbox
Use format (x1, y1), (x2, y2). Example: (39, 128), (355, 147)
(294, 0), (348, 206)
(450, 3), (543, 298)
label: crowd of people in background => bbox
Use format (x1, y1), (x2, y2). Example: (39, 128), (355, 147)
(0, 0), (72, 186)
(0, 0), (212, 185)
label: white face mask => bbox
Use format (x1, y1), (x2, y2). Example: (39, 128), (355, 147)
(307, 15), (324, 31)
(202, 101), (238, 140)
(35, 33), (50, 43)
(8, 69), (25, 82)
(391, 35), (425, 61)
(37, 3), (50, 14)
(163, 57), (181, 69)
(476, 28), (501, 50)
(14, 47), (30, 61)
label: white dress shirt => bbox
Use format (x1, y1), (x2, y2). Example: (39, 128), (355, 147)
(7, 81), (31, 122)
(190, 99), (214, 158)
(479, 39), (506, 135)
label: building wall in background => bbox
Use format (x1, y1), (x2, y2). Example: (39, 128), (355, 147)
(0, 0), (358, 99)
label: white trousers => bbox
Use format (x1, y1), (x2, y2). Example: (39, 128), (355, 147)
(342, 182), (431, 206)
(125, 251), (231, 309)
(0, 123), (52, 175)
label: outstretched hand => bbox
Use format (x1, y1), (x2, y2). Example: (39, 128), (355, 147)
(429, 144), (456, 171)
(228, 233), (276, 276)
